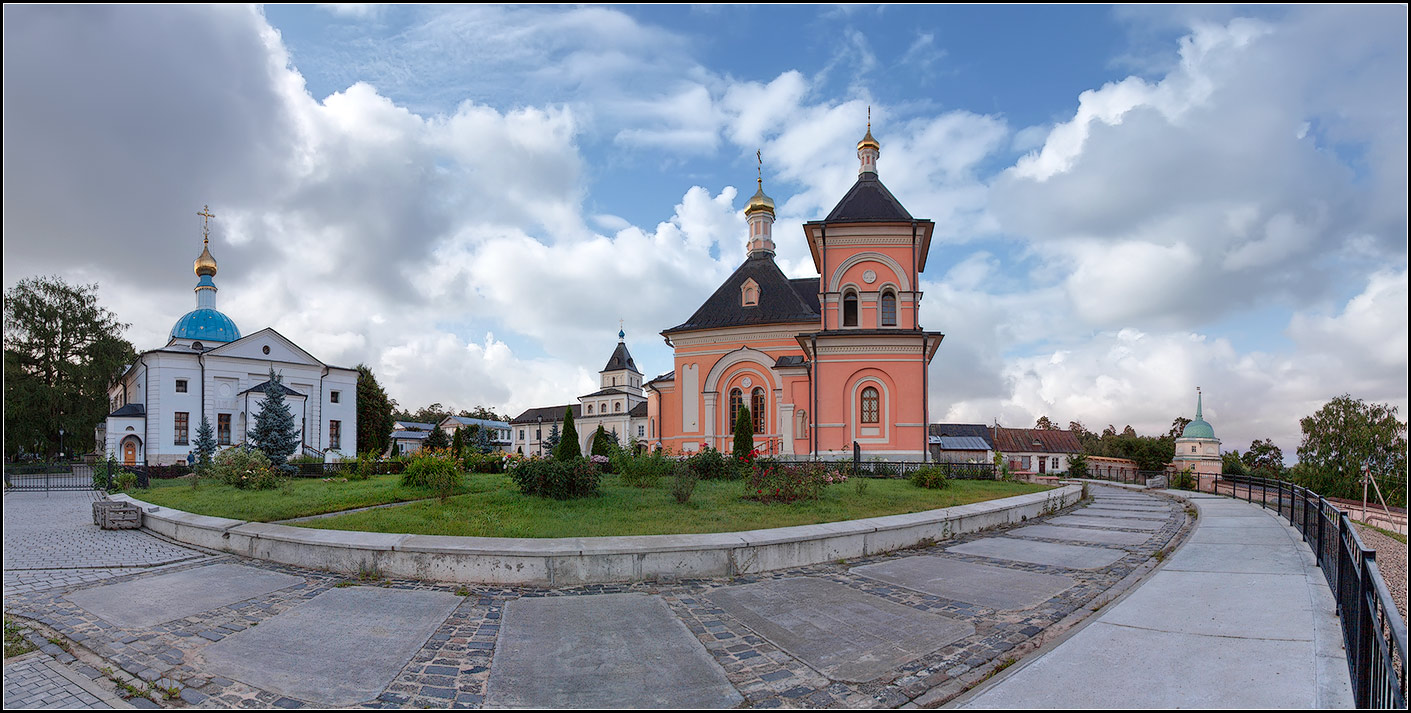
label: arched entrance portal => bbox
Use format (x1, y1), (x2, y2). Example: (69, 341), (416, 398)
(121, 436), (141, 466)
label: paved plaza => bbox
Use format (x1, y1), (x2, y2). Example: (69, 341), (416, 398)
(2, 483), (1347, 709)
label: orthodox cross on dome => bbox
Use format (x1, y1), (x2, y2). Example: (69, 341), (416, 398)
(197, 205), (215, 245)
(619, 319), (625, 341)
(756, 149), (763, 188)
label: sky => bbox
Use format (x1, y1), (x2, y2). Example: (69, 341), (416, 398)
(3, 5), (1407, 462)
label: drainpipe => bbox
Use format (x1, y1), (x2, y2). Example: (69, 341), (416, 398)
(810, 335), (818, 461)
(922, 335), (929, 463)
(141, 354), (150, 465)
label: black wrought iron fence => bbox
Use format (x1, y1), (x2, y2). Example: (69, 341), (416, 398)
(3, 462), (97, 491)
(1200, 473), (1407, 709)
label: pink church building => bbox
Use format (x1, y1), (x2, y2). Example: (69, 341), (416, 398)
(645, 125), (943, 460)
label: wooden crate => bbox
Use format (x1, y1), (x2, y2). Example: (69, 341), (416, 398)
(92, 501), (142, 530)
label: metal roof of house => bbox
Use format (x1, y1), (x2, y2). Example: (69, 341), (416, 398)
(935, 436), (993, 451)
(663, 253), (820, 334)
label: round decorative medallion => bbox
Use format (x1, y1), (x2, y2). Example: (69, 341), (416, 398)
(863, 269), (877, 284)
(219, 383), (232, 397)
(741, 377), (752, 387)
(262, 345), (271, 354)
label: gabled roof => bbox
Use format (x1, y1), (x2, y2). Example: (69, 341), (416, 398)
(393, 421), (437, 431)
(928, 424), (995, 449)
(581, 387), (634, 399)
(629, 402), (647, 417)
(602, 341), (640, 374)
(108, 403), (146, 418)
(239, 380), (305, 398)
(993, 427), (1082, 454)
(510, 404), (581, 424)
(822, 172), (913, 223)
(664, 253), (820, 334)
(442, 416), (510, 430)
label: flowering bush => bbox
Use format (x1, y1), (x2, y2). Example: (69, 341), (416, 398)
(909, 464), (951, 490)
(214, 446), (282, 490)
(463, 451), (506, 474)
(745, 459), (827, 503)
(400, 450), (464, 500)
(615, 449), (673, 488)
(687, 446), (739, 480)
(507, 456), (601, 500)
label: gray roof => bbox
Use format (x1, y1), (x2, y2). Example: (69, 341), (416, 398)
(664, 254), (820, 334)
(510, 404), (581, 424)
(108, 403), (146, 418)
(774, 355), (807, 368)
(581, 387), (634, 398)
(820, 172), (913, 223)
(391, 430), (430, 441)
(394, 421), (437, 431)
(935, 436), (992, 451)
(239, 380), (305, 397)
(629, 402), (647, 417)
(445, 416), (510, 430)
(928, 424), (995, 449)
(602, 341), (640, 373)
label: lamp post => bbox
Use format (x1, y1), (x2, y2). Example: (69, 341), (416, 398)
(536, 415), (544, 456)
(58, 428), (65, 461)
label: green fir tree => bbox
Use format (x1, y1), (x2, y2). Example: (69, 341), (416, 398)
(248, 368), (300, 466)
(424, 426), (450, 451)
(192, 416), (216, 470)
(734, 405), (754, 459)
(555, 407), (581, 461)
(450, 427), (465, 457)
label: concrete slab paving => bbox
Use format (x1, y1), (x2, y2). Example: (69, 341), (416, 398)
(705, 577), (973, 682)
(1084, 503), (1170, 512)
(851, 556), (1075, 611)
(1070, 508), (1169, 520)
(1047, 515), (1164, 531)
(946, 537), (1126, 570)
(962, 622), (1324, 708)
(1098, 570), (1314, 640)
(1161, 542), (1309, 574)
(1010, 524), (1152, 547)
(200, 586), (461, 707)
(485, 593), (742, 708)
(64, 564), (304, 629)
(1188, 523), (1299, 545)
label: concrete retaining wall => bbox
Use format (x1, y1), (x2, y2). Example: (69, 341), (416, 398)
(111, 484), (1081, 586)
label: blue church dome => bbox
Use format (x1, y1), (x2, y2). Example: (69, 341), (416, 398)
(171, 308), (240, 343)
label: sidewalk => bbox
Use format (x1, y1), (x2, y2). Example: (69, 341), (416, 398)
(958, 490), (1354, 708)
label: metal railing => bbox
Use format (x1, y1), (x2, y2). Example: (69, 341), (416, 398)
(1192, 474), (1407, 708)
(3, 462), (99, 492)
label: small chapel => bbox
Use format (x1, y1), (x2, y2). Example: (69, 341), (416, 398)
(644, 122), (944, 459)
(97, 208), (359, 466)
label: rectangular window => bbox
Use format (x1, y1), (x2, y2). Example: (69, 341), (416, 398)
(330, 420), (341, 450)
(175, 379), (188, 393)
(1052, 457), (1060, 470)
(1021, 456), (1032, 470)
(218, 414), (231, 445)
(174, 412), (189, 445)
(519, 429), (525, 441)
(637, 425), (645, 438)
(330, 391), (340, 403)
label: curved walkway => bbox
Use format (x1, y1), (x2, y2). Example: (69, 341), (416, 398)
(6, 483), (1338, 709)
(959, 487), (1354, 708)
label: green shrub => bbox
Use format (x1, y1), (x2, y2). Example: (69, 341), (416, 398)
(289, 453), (323, 465)
(616, 449), (673, 488)
(348, 451), (378, 481)
(1172, 468), (1195, 490)
(554, 407), (581, 462)
(401, 451), (464, 500)
(733, 406), (754, 463)
(113, 471), (138, 492)
(687, 446), (739, 480)
(746, 460), (826, 503)
(463, 451), (505, 474)
(910, 464), (951, 490)
(671, 461), (698, 504)
(507, 456), (600, 500)
(214, 446), (282, 490)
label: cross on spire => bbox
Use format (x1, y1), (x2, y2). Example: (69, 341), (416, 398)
(867, 105), (871, 131)
(756, 149), (762, 188)
(197, 205), (215, 245)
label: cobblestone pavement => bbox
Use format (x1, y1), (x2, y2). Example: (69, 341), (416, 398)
(3, 484), (1194, 709)
(4, 653), (113, 709)
(4, 491), (208, 598)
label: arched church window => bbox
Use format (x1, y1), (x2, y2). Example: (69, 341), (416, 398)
(880, 290), (897, 327)
(587, 404), (593, 414)
(729, 388), (743, 432)
(752, 388), (766, 434)
(842, 291), (859, 327)
(797, 409), (808, 438)
(861, 387), (880, 424)
(615, 402), (622, 413)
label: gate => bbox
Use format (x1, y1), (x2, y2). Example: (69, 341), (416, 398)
(3, 463), (99, 492)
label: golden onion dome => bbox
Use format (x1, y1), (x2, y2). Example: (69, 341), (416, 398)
(857, 126), (880, 152)
(194, 241), (218, 277)
(744, 179), (775, 216)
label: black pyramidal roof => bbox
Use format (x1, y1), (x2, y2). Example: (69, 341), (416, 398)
(665, 253), (821, 334)
(602, 341), (639, 373)
(823, 172), (913, 223)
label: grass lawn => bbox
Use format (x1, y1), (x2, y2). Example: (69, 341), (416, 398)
(299, 475), (1053, 538)
(129, 473), (469, 522)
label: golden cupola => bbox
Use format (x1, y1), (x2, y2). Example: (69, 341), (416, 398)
(194, 240), (218, 277)
(744, 178), (775, 217)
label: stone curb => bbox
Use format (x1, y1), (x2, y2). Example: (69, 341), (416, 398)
(110, 485), (1082, 586)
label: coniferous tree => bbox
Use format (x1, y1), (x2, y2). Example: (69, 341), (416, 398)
(591, 425), (611, 458)
(192, 416), (216, 470)
(544, 421), (561, 454)
(355, 364), (394, 456)
(248, 368), (300, 466)
(424, 426), (450, 451)
(472, 426), (493, 454)
(450, 427), (465, 457)
(734, 405), (754, 458)
(555, 407), (581, 461)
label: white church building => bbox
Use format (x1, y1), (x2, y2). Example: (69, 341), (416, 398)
(98, 209), (358, 466)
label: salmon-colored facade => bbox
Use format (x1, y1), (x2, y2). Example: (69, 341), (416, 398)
(645, 128), (943, 460)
